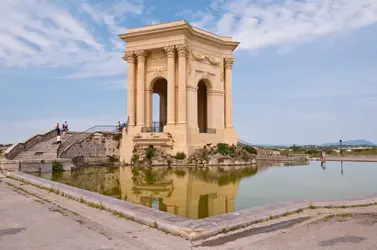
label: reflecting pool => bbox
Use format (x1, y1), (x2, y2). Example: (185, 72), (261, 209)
(35, 161), (377, 219)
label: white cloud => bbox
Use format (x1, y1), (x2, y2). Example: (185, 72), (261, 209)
(0, 0), (143, 79)
(189, 0), (377, 51)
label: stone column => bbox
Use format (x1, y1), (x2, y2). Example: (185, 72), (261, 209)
(124, 51), (136, 126)
(176, 44), (188, 125)
(136, 50), (147, 127)
(164, 46), (176, 126)
(186, 85), (198, 128)
(145, 89), (152, 127)
(224, 58), (234, 128)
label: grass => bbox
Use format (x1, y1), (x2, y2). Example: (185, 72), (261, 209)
(309, 205), (317, 209)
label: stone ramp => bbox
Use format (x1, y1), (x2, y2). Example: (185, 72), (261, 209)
(14, 135), (72, 161)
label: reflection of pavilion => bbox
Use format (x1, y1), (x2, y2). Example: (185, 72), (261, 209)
(120, 167), (239, 219)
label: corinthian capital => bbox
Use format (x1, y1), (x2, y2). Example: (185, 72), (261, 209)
(224, 58), (234, 69)
(123, 51), (135, 63)
(135, 50), (147, 61)
(164, 46), (176, 58)
(176, 44), (188, 57)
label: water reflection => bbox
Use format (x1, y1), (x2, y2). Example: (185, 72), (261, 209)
(40, 165), (267, 219)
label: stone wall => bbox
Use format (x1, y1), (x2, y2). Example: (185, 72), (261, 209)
(62, 132), (121, 162)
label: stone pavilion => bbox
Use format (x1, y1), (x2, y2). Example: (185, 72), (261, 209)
(119, 20), (239, 163)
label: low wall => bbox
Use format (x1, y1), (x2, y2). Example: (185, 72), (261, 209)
(1, 159), (72, 173)
(3, 129), (57, 160)
(61, 132), (121, 162)
(313, 156), (377, 162)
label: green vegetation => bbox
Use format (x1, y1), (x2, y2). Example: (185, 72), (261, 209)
(216, 143), (236, 156)
(146, 145), (156, 162)
(309, 205), (317, 209)
(242, 145), (258, 155)
(175, 152), (186, 160)
(52, 161), (64, 173)
(131, 153), (140, 164)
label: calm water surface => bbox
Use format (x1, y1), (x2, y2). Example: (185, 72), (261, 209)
(36, 161), (377, 219)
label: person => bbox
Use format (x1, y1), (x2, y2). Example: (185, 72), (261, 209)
(62, 121), (68, 136)
(56, 123), (61, 144)
(117, 121), (122, 132)
(64, 121), (68, 132)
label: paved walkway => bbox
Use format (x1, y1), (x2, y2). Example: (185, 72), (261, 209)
(1, 177), (377, 249)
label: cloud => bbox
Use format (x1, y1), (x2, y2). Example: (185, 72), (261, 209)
(0, 0), (143, 79)
(188, 0), (377, 51)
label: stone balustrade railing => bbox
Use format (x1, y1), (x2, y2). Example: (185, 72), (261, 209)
(3, 129), (57, 160)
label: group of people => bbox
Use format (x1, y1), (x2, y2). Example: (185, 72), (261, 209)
(56, 121), (69, 144)
(117, 120), (128, 133)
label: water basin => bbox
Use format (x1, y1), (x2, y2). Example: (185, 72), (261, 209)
(34, 161), (377, 219)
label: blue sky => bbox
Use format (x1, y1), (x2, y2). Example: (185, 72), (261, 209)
(1, 0), (377, 145)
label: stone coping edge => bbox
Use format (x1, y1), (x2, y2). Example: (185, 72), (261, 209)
(6, 171), (377, 241)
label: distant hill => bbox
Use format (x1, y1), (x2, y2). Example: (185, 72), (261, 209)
(321, 140), (376, 146)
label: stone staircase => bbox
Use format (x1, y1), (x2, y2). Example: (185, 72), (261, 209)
(13, 135), (72, 161)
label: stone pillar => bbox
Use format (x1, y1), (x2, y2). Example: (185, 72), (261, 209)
(164, 46), (176, 126)
(145, 89), (152, 127)
(124, 51), (136, 126)
(224, 58), (234, 128)
(136, 50), (147, 127)
(176, 44), (188, 125)
(187, 85), (198, 128)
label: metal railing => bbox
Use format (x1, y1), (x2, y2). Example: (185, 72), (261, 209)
(238, 139), (254, 147)
(141, 122), (164, 133)
(57, 125), (119, 157)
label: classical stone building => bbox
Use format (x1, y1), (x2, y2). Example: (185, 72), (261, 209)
(119, 20), (239, 163)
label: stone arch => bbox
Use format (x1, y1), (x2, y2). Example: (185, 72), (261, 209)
(149, 77), (168, 131)
(197, 78), (212, 133)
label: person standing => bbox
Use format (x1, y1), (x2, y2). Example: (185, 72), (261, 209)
(64, 121), (68, 132)
(56, 123), (61, 144)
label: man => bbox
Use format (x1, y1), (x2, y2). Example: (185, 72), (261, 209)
(117, 121), (122, 132)
(63, 121), (68, 136)
(56, 123), (61, 144)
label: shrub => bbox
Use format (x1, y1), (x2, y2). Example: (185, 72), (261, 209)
(52, 161), (64, 173)
(217, 143), (230, 155)
(243, 146), (257, 155)
(175, 152), (186, 160)
(146, 145), (156, 161)
(131, 153), (140, 164)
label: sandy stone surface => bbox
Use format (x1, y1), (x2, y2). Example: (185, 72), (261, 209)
(1, 177), (377, 250)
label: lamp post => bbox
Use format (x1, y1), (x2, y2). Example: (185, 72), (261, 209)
(339, 139), (343, 156)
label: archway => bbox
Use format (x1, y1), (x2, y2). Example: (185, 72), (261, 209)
(152, 78), (167, 132)
(197, 80), (208, 133)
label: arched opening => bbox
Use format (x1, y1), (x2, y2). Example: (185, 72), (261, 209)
(198, 80), (208, 133)
(152, 78), (167, 132)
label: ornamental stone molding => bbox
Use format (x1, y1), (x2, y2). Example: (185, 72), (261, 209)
(224, 58), (234, 69)
(135, 50), (147, 61)
(164, 46), (176, 57)
(191, 50), (221, 65)
(176, 44), (189, 57)
(123, 51), (135, 63)
(147, 67), (167, 77)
